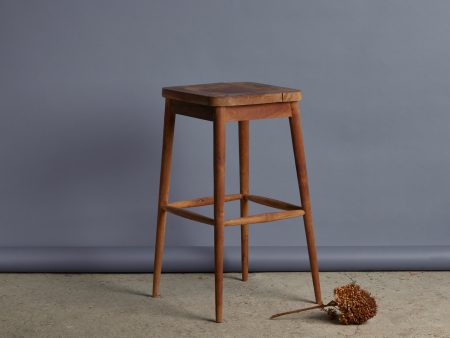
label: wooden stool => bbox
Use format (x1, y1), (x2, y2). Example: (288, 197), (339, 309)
(152, 82), (322, 322)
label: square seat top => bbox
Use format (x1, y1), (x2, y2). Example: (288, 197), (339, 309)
(162, 82), (301, 107)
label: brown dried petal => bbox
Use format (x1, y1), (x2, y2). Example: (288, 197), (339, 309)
(333, 283), (377, 325)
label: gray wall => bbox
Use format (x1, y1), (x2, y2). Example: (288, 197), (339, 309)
(1, 0), (450, 271)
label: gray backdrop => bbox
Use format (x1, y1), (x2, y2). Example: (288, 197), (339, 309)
(1, 0), (450, 271)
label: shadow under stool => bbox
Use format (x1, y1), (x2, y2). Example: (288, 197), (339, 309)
(151, 82), (322, 323)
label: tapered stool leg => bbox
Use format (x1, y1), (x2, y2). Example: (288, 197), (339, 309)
(238, 121), (249, 281)
(289, 102), (322, 305)
(213, 110), (226, 322)
(152, 99), (176, 297)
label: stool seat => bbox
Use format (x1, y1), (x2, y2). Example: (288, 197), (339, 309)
(162, 82), (302, 106)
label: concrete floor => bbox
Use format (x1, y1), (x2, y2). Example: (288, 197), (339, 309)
(0, 272), (449, 337)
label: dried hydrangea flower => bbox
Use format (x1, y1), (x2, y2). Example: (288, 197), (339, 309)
(271, 283), (377, 325)
(332, 283), (377, 324)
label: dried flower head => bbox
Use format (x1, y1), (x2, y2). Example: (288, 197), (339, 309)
(271, 282), (377, 325)
(330, 283), (377, 325)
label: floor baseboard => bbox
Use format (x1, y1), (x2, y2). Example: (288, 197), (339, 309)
(0, 246), (449, 272)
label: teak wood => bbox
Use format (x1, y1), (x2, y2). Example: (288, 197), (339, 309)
(152, 82), (322, 323)
(166, 193), (242, 208)
(163, 82), (301, 106)
(239, 120), (249, 281)
(162, 195), (305, 227)
(152, 100), (175, 298)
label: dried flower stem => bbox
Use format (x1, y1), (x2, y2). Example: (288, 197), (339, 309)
(271, 283), (377, 325)
(270, 301), (337, 319)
